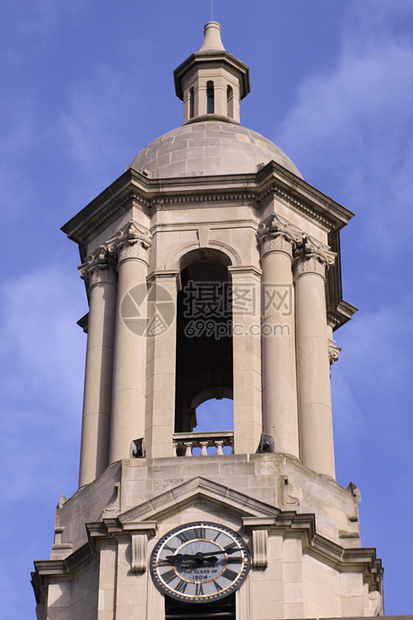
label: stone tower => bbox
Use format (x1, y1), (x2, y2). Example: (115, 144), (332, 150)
(32, 22), (384, 620)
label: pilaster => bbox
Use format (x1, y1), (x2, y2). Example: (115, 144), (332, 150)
(228, 265), (262, 454)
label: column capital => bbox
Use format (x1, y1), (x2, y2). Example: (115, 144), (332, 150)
(328, 338), (341, 365)
(293, 236), (336, 279)
(107, 221), (152, 264)
(257, 213), (303, 259)
(78, 247), (117, 288)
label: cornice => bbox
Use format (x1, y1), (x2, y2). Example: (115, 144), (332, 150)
(79, 191), (147, 242)
(62, 163), (354, 249)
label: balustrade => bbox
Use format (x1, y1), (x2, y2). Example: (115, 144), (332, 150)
(172, 431), (234, 456)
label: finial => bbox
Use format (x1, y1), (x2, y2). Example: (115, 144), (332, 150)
(199, 21), (225, 52)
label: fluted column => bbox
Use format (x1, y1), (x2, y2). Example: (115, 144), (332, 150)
(258, 215), (300, 459)
(294, 238), (336, 478)
(109, 222), (152, 463)
(78, 249), (117, 487)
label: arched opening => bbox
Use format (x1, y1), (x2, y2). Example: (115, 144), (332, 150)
(227, 85), (234, 118)
(207, 81), (215, 114)
(189, 87), (194, 119)
(174, 249), (233, 434)
(193, 397), (233, 455)
(195, 398), (233, 433)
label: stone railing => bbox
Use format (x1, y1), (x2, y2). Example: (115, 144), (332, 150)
(172, 431), (234, 456)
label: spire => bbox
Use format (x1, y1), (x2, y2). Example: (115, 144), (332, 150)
(174, 22), (250, 125)
(198, 21), (225, 52)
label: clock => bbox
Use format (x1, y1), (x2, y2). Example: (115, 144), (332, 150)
(149, 521), (251, 603)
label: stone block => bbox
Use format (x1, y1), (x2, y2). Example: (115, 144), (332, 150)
(252, 577), (283, 601)
(48, 583), (71, 607)
(284, 581), (303, 605)
(253, 599), (284, 620)
(283, 537), (302, 563)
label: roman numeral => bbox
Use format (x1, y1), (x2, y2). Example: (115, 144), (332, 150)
(195, 582), (204, 596)
(162, 569), (176, 584)
(213, 580), (222, 591)
(222, 568), (238, 581)
(176, 531), (191, 544)
(157, 559), (173, 567)
(163, 544), (177, 552)
(175, 579), (188, 594)
(194, 527), (206, 539)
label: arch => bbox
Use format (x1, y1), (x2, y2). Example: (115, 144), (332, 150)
(191, 386), (233, 410)
(164, 241), (241, 271)
(195, 397), (233, 435)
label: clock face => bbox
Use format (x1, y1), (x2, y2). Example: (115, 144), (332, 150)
(150, 521), (251, 603)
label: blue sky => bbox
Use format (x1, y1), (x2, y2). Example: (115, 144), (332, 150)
(1, 1), (412, 617)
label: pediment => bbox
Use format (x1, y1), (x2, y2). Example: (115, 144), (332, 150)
(118, 476), (280, 527)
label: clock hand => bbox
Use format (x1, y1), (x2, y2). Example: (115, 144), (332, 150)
(199, 547), (239, 557)
(164, 553), (218, 564)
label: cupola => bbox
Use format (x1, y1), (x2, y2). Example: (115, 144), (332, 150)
(174, 21), (250, 124)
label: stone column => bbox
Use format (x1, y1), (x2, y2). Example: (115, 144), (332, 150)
(294, 238), (336, 478)
(258, 215), (301, 459)
(78, 249), (117, 487)
(109, 222), (152, 464)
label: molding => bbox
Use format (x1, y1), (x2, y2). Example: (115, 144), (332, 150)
(62, 163), (354, 251)
(228, 264), (262, 279)
(80, 191), (149, 242)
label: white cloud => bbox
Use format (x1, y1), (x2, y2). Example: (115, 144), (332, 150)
(0, 264), (86, 502)
(0, 264), (85, 407)
(60, 63), (141, 175)
(332, 300), (413, 466)
(275, 0), (413, 256)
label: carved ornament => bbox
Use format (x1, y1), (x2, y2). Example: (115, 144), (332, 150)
(131, 533), (148, 573)
(78, 247), (117, 287)
(107, 221), (152, 254)
(328, 339), (341, 365)
(251, 529), (268, 569)
(257, 213), (304, 258)
(293, 236), (336, 278)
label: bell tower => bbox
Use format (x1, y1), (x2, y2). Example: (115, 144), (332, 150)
(32, 23), (384, 620)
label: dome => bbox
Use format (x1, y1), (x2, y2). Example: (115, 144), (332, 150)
(127, 121), (302, 179)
